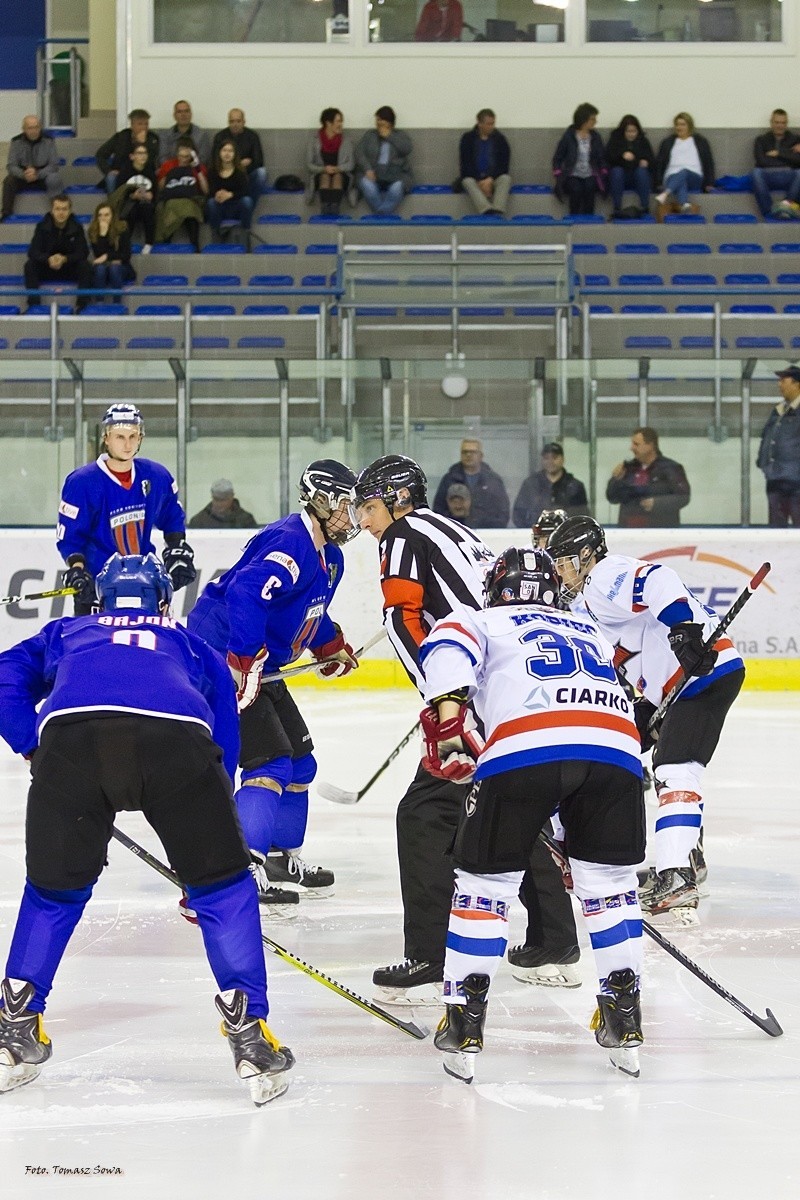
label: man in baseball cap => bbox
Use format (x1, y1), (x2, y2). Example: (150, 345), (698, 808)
(757, 366), (800, 525)
(512, 442), (589, 528)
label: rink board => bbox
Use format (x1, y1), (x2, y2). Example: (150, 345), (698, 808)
(0, 527), (796, 688)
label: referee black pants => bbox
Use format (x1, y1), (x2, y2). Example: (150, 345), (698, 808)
(396, 762), (577, 964)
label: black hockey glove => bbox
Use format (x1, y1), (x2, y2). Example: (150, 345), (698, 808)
(163, 540), (196, 591)
(667, 621), (718, 678)
(63, 557), (95, 607)
(632, 697), (658, 752)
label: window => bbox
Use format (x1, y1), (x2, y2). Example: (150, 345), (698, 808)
(586, 0), (782, 45)
(153, 0), (351, 45)
(367, 1), (565, 44)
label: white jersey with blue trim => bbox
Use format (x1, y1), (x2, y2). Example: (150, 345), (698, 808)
(419, 602), (642, 782)
(575, 554), (743, 707)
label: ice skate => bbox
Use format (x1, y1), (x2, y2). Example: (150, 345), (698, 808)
(690, 828), (709, 897)
(591, 968), (643, 1078)
(434, 973), (490, 1085)
(372, 958), (444, 1006)
(640, 865), (700, 927)
(263, 848), (335, 898)
(249, 855), (301, 915)
(215, 989), (294, 1106)
(0, 978), (52, 1094)
(507, 943), (581, 988)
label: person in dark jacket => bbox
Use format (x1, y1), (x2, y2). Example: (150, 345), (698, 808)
(110, 144), (157, 249)
(459, 109), (511, 216)
(757, 366), (800, 526)
(654, 113), (715, 221)
(23, 194), (92, 312)
(189, 479), (258, 530)
(206, 140), (253, 233)
(211, 109), (267, 204)
(432, 438), (509, 528)
(552, 103), (607, 216)
(751, 108), (800, 219)
(96, 109), (160, 194)
(606, 427), (690, 528)
(356, 107), (413, 216)
(1, 115), (65, 221)
(606, 114), (654, 218)
(512, 443), (589, 528)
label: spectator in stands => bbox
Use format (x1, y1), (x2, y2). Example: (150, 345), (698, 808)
(414, 0), (463, 41)
(306, 108), (355, 216)
(356, 107), (413, 216)
(757, 367), (800, 526)
(88, 202), (135, 301)
(96, 109), (160, 195)
(458, 108), (511, 216)
(606, 114), (654, 219)
(206, 140), (253, 234)
(654, 113), (715, 222)
(512, 442), (589, 527)
(1, 115), (65, 221)
(189, 479), (258, 529)
(433, 437), (510, 527)
(160, 100), (211, 167)
(110, 144), (157, 251)
(552, 103), (607, 216)
(751, 109), (800, 220)
(155, 140), (208, 251)
(444, 482), (472, 526)
(211, 109), (267, 206)
(23, 193), (92, 313)
(606, 427), (690, 527)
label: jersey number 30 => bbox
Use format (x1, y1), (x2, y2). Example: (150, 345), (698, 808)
(520, 629), (616, 683)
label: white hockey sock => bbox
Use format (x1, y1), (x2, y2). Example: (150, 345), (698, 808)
(654, 761), (704, 873)
(443, 869), (522, 1004)
(571, 859), (643, 994)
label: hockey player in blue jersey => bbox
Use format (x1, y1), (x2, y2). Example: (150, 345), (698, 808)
(56, 404), (196, 615)
(188, 460), (360, 905)
(0, 554), (294, 1106)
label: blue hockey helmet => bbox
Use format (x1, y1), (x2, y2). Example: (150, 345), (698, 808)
(96, 553), (173, 614)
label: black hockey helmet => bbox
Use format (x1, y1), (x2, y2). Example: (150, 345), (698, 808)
(546, 515), (607, 599)
(484, 547), (561, 609)
(354, 454), (428, 514)
(532, 507), (568, 548)
(298, 459), (359, 545)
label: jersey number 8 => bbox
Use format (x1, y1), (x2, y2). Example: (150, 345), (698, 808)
(520, 629), (616, 683)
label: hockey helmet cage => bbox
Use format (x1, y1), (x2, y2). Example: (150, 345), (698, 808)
(546, 515), (607, 600)
(484, 546), (561, 609)
(102, 403), (144, 431)
(354, 454), (428, 514)
(532, 507), (568, 548)
(96, 553), (173, 614)
(298, 459), (359, 545)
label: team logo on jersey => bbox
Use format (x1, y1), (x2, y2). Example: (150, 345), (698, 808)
(522, 685), (550, 712)
(465, 782), (480, 816)
(110, 509), (146, 528)
(142, 479), (151, 497)
(265, 551), (300, 583)
(58, 499), (79, 519)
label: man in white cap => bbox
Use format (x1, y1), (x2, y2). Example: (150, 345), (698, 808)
(189, 479), (258, 529)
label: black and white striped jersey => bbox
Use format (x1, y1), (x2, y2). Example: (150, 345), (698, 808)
(377, 507), (495, 691)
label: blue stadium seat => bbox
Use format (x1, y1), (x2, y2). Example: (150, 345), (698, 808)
(777, 273), (800, 285)
(719, 243), (764, 254)
(72, 155), (96, 167)
(730, 304), (776, 313)
(513, 306), (557, 316)
(65, 184), (103, 195)
(714, 213), (758, 223)
(359, 214), (403, 223)
(248, 274), (294, 287)
(624, 335), (672, 349)
(584, 273), (611, 286)
(0, 274), (24, 286)
(355, 307), (399, 317)
(573, 243), (607, 255)
(300, 274), (326, 287)
(252, 243), (298, 254)
(71, 337), (120, 350)
(297, 304), (321, 314)
(0, 338), (7, 349)
(196, 274), (241, 288)
(0, 304), (21, 315)
(565, 214), (605, 223)
(771, 243), (800, 253)
(257, 214), (302, 224)
(588, 304), (613, 314)
(735, 336), (784, 349)
(201, 243), (242, 254)
(783, 305), (800, 314)
(663, 214), (706, 223)
(676, 304), (715, 312)
(81, 303), (128, 316)
(305, 244), (337, 255)
(193, 303), (237, 315)
(680, 335), (728, 349)
(671, 273), (717, 285)
(509, 184), (552, 194)
(26, 304), (72, 315)
(16, 338), (54, 350)
(143, 274), (189, 287)
(615, 243), (659, 255)
(150, 243), (194, 254)
(308, 213), (353, 223)
(0, 244), (27, 254)
(192, 336), (230, 349)
(237, 336), (287, 349)
(3, 215), (38, 223)
(458, 306), (505, 316)
(410, 185), (452, 194)
(404, 306), (450, 317)
(243, 304), (290, 315)
(510, 214), (557, 224)
(127, 336), (176, 350)
(459, 213), (505, 223)
(618, 274), (664, 285)
(621, 304), (667, 313)
(666, 243), (711, 254)
(724, 273), (769, 285)
(135, 304), (181, 315)
(409, 214), (454, 223)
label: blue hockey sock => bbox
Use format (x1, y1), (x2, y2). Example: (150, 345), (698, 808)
(186, 870), (269, 1019)
(4, 879), (94, 1013)
(273, 752), (316, 850)
(235, 756), (293, 858)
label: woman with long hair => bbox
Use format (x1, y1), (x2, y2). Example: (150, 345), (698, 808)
(606, 114), (654, 219)
(306, 108), (355, 217)
(206, 138), (253, 234)
(88, 201), (134, 301)
(552, 103), (607, 216)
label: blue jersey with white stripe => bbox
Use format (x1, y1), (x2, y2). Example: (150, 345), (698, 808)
(0, 614), (239, 782)
(187, 511), (344, 667)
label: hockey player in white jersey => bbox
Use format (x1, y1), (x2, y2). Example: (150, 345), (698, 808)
(547, 516), (745, 924)
(419, 547), (647, 1081)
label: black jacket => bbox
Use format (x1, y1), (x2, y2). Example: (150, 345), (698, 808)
(27, 213), (89, 267)
(605, 453), (690, 528)
(654, 134), (715, 190)
(459, 128), (511, 180)
(512, 470), (589, 528)
(753, 130), (800, 171)
(90, 228), (132, 266)
(211, 127), (264, 171)
(757, 402), (800, 489)
(189, 499), (258, 529)
(96, 129), (161, 176)
(605, 130), (654, 172)
(432, 462), (509, 528)
(552, 128), (607, 199)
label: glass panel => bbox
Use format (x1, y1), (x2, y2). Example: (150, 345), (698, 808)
(586, 0), (782, 44)
(153, 0), (351, 44)
(369, 1), (565, 43)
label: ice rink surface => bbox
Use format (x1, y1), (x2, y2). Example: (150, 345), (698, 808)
(1, 689), (798, 1200)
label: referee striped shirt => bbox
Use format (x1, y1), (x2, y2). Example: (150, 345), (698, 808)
(378, 507), (495, 691)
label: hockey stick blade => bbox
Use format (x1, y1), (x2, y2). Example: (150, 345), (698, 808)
(261, 628), (387, 685)
(111, 827), (428, 1041)
(318, 720), (421, 806)
(537, 829), (783, 1038)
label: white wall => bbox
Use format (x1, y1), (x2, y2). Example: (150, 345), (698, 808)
(0, 92), (38, 140)
(120, 0), (799, 130)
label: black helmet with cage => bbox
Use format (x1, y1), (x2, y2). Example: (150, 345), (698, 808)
(546, 515), (608, 599)
(298, 459), (359, 545)
(354, 454), (428, 514)
(484, 546), (561, 609)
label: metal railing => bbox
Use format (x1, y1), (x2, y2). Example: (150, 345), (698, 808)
(36, 39), (88, 135)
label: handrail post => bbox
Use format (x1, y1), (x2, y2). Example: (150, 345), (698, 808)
(169, 357), (187, 504)
(589, 377), (598, 517)
(380, 357), (392, 455)
(638, 357), (650, 428)
(740, 357), (756, 527)
(276, 358), (290, 517)
(63, 358), (83, 469)
(528, 357), (546, 474)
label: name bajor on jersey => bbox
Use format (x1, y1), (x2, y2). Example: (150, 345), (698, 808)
(97, 615), (179, 629)
(110, 509), (146, 528)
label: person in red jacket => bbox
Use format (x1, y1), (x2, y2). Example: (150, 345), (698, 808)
(414, 0), (463, 41)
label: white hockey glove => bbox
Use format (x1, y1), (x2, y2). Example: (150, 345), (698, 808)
(420, 704), (484, 783)
(227, 648), (267, 710)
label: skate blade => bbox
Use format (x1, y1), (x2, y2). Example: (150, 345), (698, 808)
(285, 884), (335, 900)
(372, 983), (443, 1008)
(257, 901), (299, 921)
(441, 1051), (474, 1085)
(608, 1045), (640, 1078)
(0, 1053), (43, 1095)
(246, 1072), (290, 1107)
(510, 963), (582, 989)
(647, 904), (700, 929)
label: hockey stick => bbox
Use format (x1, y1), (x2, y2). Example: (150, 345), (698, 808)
(111, 826), (428, 1041)
(318, 720), (421, 806)
(537, 828), (783, 1038)
(0, 586), (77, 606)
(261, 628), (387, 685)
(648, 561), (771, 733)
